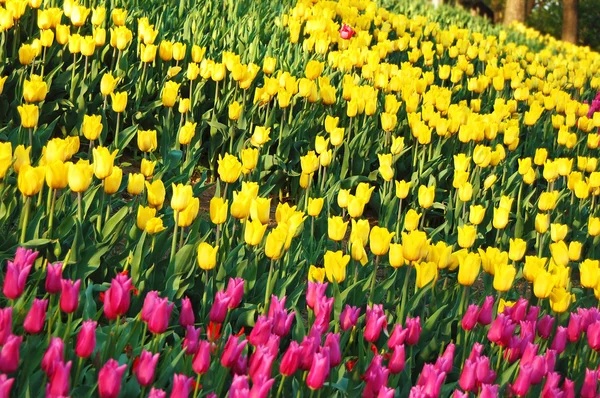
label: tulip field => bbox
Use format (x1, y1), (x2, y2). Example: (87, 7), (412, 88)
(3, 0), (600, 396)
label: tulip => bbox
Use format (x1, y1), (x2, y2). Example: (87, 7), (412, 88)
(42, 337), (64, 376)
(487, 314), (515, 347)
(405, 316), (422, 345)
(104, 273), (132, 320)
(221, 335), (247, 368)
(457, 224), (477, 249)
(493, 262), (516, 292)
(340, 305), (360, 331)
(197, 242), (218, 270)
(457, 252), (481, 286)
(306, 347), (330, 390)
(45, 263), (63, 295)
(364, 304), (387, 342)
(68, 159), (94, 193)
(280, 340), (301, 376)
(323, 250), (350, 284)
(3, 248), (37, 300)
(134, 350), (159, 386)
(388, 344), (406, 374)
(17, 104), (39, 128)
(92, 146), (117, 180)
(98, 359), (127, 398)
(328, 216), (348, 242)
(0, 375), (13, 397)
(0, 335), (22, 373)
(46, 359), (71, 397)
(269, 295), (295, 336)
(401, 230), (428, 263)
(581, 369), (598, 398)
(189, 339), (211, 376)
(461, 304), (479, 331)
(248, 316), (272, 347)
(209, 291), (231, 324)
(265, 226), (287, 260)
(75, 320), (97, 358)
(325, 333), (341, 367)
(17, 165), (45, 197)
(537, 315), (554, 339)
(218, 153), (242, 183)
(148, 297), (173, 334)
(176, 297), (195, 328)
(370, 226), (395, 256)
(459, 359), (476, 392)
(23, 298), (48, 334)
(60, 279), (80, 313)
(363, 354), (390, 397)
(222, 278), (244, 310)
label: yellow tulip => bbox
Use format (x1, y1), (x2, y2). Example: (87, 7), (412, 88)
(347, 195), (365, 218)
(453, 154), (471, 173)
(158, 40), (173, 61)
(68, 159), (93, 193)
(404, 209), (421, 231)
(218, 154), (242, 183)
(13, 145), (31, 173)
(111, 91), (128, 113)
(244, 218), (268, 246)
(176, 197), (199, 228)
(251, 126), (271, 147)
(250, 197), (271, 225)
(492, 207), (509, 229)
(197, 242), (218, 270)
(389, 243), (405, 268)
(549, 287), (573, 313)
(265, 226), (287, 260)
(458, 182), (473, 202)
(589, 216), (600, 236)
(457, 224), (477, 249)
(17, 104), (39, 128)
(191, 45), (206, 63)
(418, 185), (435, 209)
(337, 189), (349, 209)
(580, 259), (600, 288)
(136, 206), (156, 230)
(307, 198), (324, 217)
(172, 42), (186, 61)
(324, 115), (338, 133)
(493, 262), (516, 292)
(401, 230), (428, 263)
(350, 219), (370, 247)
(18, 165), (45, 196)
(483, 174), (497, 190)
(179, 122), (197, 146)
(391, 136), (405, 155)
(550, 241), (570, 267)
(145, 180), (166, 209)
(395, 180), (411, 199)
(103, 166), (122, 195)
(228, 101), (243, 120)
(179, 98), (191, 114)
(370, 226), (395, 256)
(100, 73), (117, 96)
(478, 247), (508, 275)
(427, 241), (453, 269)
(91, 6), (105, 25)
(535, 213), (550, 234)
(210, 197), (228, 225)
(457, 252), (481, 286)
(231, 191), (252, 220)
(141, 159), (156, 178)
(110, 26), (132, 50)
(92, 146), (117, 180)
(381, 112), (397, 132)
(56, 24), (70, 45)
(319, 150), (332, 167)
(171, 183), (193, 212)
(469, 205), (485, 225)
(300, 151), (319, 175)
(523, 256), (547, 282)
(315, 137), (329, 155)
(350, 239), (369, 266)
(508, 238), (527, 262)
(82, 115), (103, 141)
(305, 60), (324, 80)
(328, 216), (348, 242)
(23, 75), (48, 103)
(0, 143), (11, 179)
(18, 44), (36, 65)
(127, 173), (144, 196)
(323, 250), (350, 283)
(330, 127), (344, 147)
(137, 129), (157, 153)
(111, 8), (126, 25)
(568, 241), (582, 261)
(240, 148), (259, 175)
(140, 43), (157, 63)
(162, 81), (180, 108)
(415, 261), (438, 288)
(308, 265), (326, 283)
(550, 223), (568, 242)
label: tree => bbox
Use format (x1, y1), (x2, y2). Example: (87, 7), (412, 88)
(562, 0), (578, 43)
(504, 0), (526, 24)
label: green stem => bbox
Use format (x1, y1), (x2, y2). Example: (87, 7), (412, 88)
(275, 375), (286, 398)
(73, 356), (84, 384)
(171, 211), (179, 262)
(263, 259), (275, 315)
(115, 112), (121, 149)
(48, 189), (57, 238)
(369, 256), (380, 305)
(398, 266), (412, 320)
(62, 312), (73, 342)
(20, 196), (31, 243)
(77, 192), (83, 224)
(193, 373), (202, 398)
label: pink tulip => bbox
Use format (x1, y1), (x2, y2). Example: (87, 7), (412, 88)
(339, 24), (355, 40)
(537, 315), (554, 339)
(179, 297), (195, 328)
(229, 375), (250, 398)
(480, 384), (499, 398)
(249, 375), (275, 398)
(588, 321), (600, 351)
(525, 305), (540, 323)
(75, 320), (97, 358)
(520, 343), (538, 366)
(324, 333), (341, 368)
(149, 388), (167, 398)
(545, 349), (557, 374)
(42, 337), (64, 376)
(248, 316), (273, 347)
(542, 372), (561, 397)
(529, 355), (547, 385)
(388, 324), (407, 348)
(299, 335), (320, 371)
(182, 325), (201, 355)
(263, 334), (280, 357)
(487, 313), (515, 347)
(192, 340), (210, 375)
(364, 304), (387, 342)
(0, 374), (14, 397)
(23, 298), (48, 334)
(59, 279), (80, 313)
(148, 297), (174, 335)
(306, 347), (330, 390)
(550, 326), (568, 353)
(452, 391), (468, 398)
(104, 273), (132, 320)
(405, 316), (422, 345)
(170, 373), (193, 398)
(209, 291), (230, 324)
(225, 278), (244, 309)
(468, 343), (484, 361)
(249, 345), (275, 381)
(363, 355), (389, 397)
(0, 334), (21, 373)
(45, 262), (63, 294)
(477, 296), (494, 325)
(3, 247), (37, 300)
(580, 368), (599, 398)
(340, 305), (360, 331)
(233, 353), (248, 376)
(459, 360), (476, 392)
(134, 350), (159, 386)
(98, 359), (127, 398)
(141, 291), (160, 322)
(280, 341), (301, 376)
(47, 360), (71, 397)
(409, 386), (427, 397)
(511, 364), (532, 397)
(268, 295), (295, 337)
(563, 378), (575, 398)
(306, 281), (328, 310)
(475, 356), (496, 385)
(313, 296), (333, 332)
(435, 343), (454, 374)
(0, 308), (12, 346)
(567, 313), (581, 342)
(508, 298), (528, 323)
(462, 304), (479, 331)
(221, 335), (247, 368)
(416, 364), (446, 398)
(389, 344), (405, 374)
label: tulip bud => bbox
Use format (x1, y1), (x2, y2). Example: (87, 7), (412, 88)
(23, 298), (48, 334)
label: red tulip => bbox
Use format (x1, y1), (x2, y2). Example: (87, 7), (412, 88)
(179, 297), (195, 328)
(0, 334), (22, 373)
(42, 337), (64, 376)
(134, 350), (159, 386)
(75, 320), (97, 358)
(104, 273), (132, 320)
(170, 373), (193, 398)
(23, 298), (48, 334)
(192, 340), (210, 375)
(46, 360), (71, 397)
(280, 341), (301, 376)
(98, 359), (127, 398)
(339, 24), (355, 40)
(209, 291), (230, 324)
(225, 277), (244, 309)
(306, 347), (330, 390)
(148, 296), (174, 334)
(0, 308), (13, 346)
(45, 262), (63, 294)
(59, 279), (80, 313)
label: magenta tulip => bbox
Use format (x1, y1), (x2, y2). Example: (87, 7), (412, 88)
(507, 298), (528, 323)
(179, 297), (195, 328)
(468, 343), (484, 361)
(3, 247), (37, 300)
(23, 298), (48, 334)
(209, 291), (230, 324)
(580, 369), (599, 398)
(0, 334), (22, 373)
(487, 313), (515, 347)
(134, 350), (159, 386)
(75, 320), (97, 358)
(249, 375), (275, 398)
(363, 354), (389, 397)
(511, 365), (532, 396)
(141, 291), (160, 322)
(588, 321), (600, 351)
(563, 378), (575, 398)
(233, 353), (248, 376)
(313, 296), (333, 332)
(98, 359), (127, 398)
(306, 281), (328, 310)
(459, 359), (476, 392)
(299, 335), (320, 371)
(182, 325), (201, 355)
(148, 297), (174, 334)
(306, 347), (330, 390)
(324, 333), (341, 367)
(537, 315), (554, 339)
(435, 343), (455, 374)
(545, 349), (557, 374)
(104, 273), (132, 320)
(45, 262), (63, 294)
(364, 304), (387, 342)
(389, 344), (406, 374)
(192, 340), (211, 375)
(269, 295), (295, 337)
(229, 375), (250, 398)
(378, 386), (395, 398)
(249, 345), (275, 380)
(42, 337), (64, 376)
(225, 277), (244, 309)
(405, 316), (422, 345)
(340, 305), (360, 331)
(0, 308), (13, 346)
(59, 279), (80, 313)
(170, 373), (193, 398)
(526, 305), (540, 323)
(477, 296), (494, 325)
(248, 316), (273, 347)
(462, 304), (479, 331)
(149, 388), (167, 398)
(47, 360), (71, 397)
(416, 364), (445, 398)
(480, 384), (500, 398)
(452, 390), (468, 398)
(280, 341), (301, 376)
(221, 335), (247, 368)
(475, 356), (496, 385)
(0, 374), (14, 397)
(550, 326), (568, 353)
(567, 313), (581, 342)
(388, 324), (407, 348)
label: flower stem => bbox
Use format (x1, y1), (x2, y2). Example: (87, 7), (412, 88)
(193, 373), (202, 398)
(20, 196), (31, 243)
(77, 192), (83, 224)
(171, 211), (179, 262)
(263, 259), (275, 315)
(368, 256), (380, 305)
